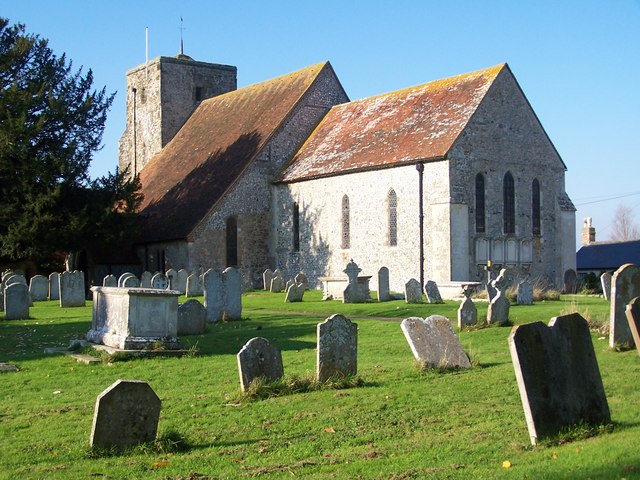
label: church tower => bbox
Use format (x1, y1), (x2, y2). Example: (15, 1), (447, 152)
(118, 54), (237, 177)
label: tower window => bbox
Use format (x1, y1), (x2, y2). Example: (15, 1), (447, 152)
(341, 195), (350, 249)
(195, 86), (203, 101)
(388, 189), (398, 246)
(532, 178), (541, 235)
(226, 216), (238, 267)
(475, 173), (485, 233)
(503, 172), (515, 234)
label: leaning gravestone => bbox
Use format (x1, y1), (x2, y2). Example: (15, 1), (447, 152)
(609, 264), (640, 349)
(151, 272), (169, 290)
(186, 273), (203, 297)
(487, 269), (510, 325)
(48, 272), (60, 300)
(237, 337), (284, 391)
(517, 280), (534, 305)
(424, 280), (444, 304)
(285, 279), (295, 293)
(5, 283), (30, 320)
(270, 273), (285, 293)
(563, 268), (578, 294)
(262, 269), (274, 291)
(401, 316), (471, 369)
(103, 275), (117, 287)
(90, 380), (161, 450)
(404, 278), (422, 304)
(600, 272), (612, 301)
(29, 275), (49, 301)
(457, 286), (477, 328)
(294, 272), (309, 290)
(178, 299), (207, 335)
(626, 297), (640, 355)
(203, 269), (224, 322)
(509, 313), (611, 445)
(285, 282), (305, 302)
(377, 267), (390, 302)
(59, 271), (85, 307)
(223, 267), (242, 320)
(317, 314), (358, 382)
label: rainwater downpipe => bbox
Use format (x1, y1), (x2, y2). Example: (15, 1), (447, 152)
(132, 87), (137, 176)
(416, 162), (425, 287)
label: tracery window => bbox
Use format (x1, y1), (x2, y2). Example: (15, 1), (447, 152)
(226, 216), (238, 267)
(503, 172), (515, 234)
(341, 195), (350, 249)
(475, 173), (485, 233)
(293, 202), (300, 251)
(532, 178), (541, 235)
(388, 189), (398, 246)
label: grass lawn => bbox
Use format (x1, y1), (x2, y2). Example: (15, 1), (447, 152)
(0, 291), (638, 479)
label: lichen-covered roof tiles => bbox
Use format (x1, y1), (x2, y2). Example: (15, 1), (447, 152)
(137, 62), (331, 243)
(278, 64), (506, 183)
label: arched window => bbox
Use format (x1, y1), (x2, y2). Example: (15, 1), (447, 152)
(475, 173), (485, 233)
(532, 178), (541, 235)
(388, 189), (398, 246)
(503, 172), (515, 234)
(226, 216), (238, 267)
(341, 195), (350, 249)
(293, 202), (300, 251)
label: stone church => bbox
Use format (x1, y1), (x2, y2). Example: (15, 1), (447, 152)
(117, 53), (576, 293)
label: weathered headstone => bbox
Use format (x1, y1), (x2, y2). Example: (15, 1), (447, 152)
(509, 313), (611, 445)
(151, 272), (169, 290)
(90, 380), (161, 450)
(317, 314), (358, 382)
(285, 279), (294, 293)
(223, 267), (242, 320)
(609, 264), (640, 348)
(486, 281), (497, 302)
(400, 315), (471, 369)
(600, 272), (612, 301)
(273, 268), (284, 280)
(122, 275), (140, 288)
(487, 269), (510, 325)
(270, 274), (285, 293)
(117, 272), (135, 288)
(262, 269), (274, 291)
(377, 267), (390, 302)
(103, 275), (117, 287)
(404, 278), (422, 304)
(294, 272), (309, 290)
(178, 299), (207, 335)
(457, 286), (477, 328)
(626, 297), (640, 355)
(563, 268), (577, 294)
(59, 271), (85, 307)
(237, 337), (284, 391)
(4, 283), (30, 320)
(517, 280), (534, 306)
(284, 282), (305, 302)
(424, 280), (444, 304)
(186, 273), (203, 297)
(176, 269), (188, 294)
(48, 272), (60, 300)
(29, 275), (49, 301)
(140, 271), (152, 288)
(203, 269), (224, 322)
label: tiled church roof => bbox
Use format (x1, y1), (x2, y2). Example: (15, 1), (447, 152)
(137, 62), (332, 243)
(278, 64), (506, 183)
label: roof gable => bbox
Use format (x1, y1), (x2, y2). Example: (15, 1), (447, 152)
(278, 64), (505, 183)
(137, 62), (331, 243)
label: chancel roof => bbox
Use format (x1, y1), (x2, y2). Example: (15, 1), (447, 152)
(278, 64), (506, 183)
(137, 62), (331, 243)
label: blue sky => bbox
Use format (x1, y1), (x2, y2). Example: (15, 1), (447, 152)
(4, 1), (640, 245)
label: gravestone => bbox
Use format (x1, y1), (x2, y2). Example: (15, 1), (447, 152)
(48, 272), (60, 300)
(117, 273), (135, 288)
(517, 280), (534, 305)
(151, 273), (169, 289)
(166, 269), (178, 290)
(509, 313), (611, 445)
(563, 268), (578, 294)
(223, 267), (242, 320)
(343, 259), (368, 303)
(457, 286), (477, 328)
(262, 269), (274, 291)
(186, 273), (203, 297)
(178, 299), (207, 335)
(203, 269), (224, 322)
(285, 282), (305, 302)
(59, 271), (85, 307)
(176, 269), (188, 294)
(400, 315), (471, 369)
(29, 275), (49, 301)
(237, 337), (284, 391)
(609, 264), (640, 348)
(90, 380), (161, 450)
(404, 278), (422, 304)
(317, 314), (358, 382)
(486, 281), (497, 302)
(377, 267), (390, 302)
(140, 271), (152, 288)
(625, 297), (640, 355)
(294, 272), (309, 290)
(5, 274), (26, 288)
(4, 283), (30, 320)
(273, 268), (284, 280)
(103, 275), (117, 287)
(285, 279), (294, 293)
(487, 269), (510, 325)
(122, 276), (140, 288)
(424, 280), (443, 304)
(600, 272), (612, 301)
(270, 274), (285, 293)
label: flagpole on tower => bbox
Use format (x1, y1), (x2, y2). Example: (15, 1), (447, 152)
(179, 16), (184, 56)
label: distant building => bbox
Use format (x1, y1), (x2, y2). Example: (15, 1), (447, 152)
(577, 218), (640, 277)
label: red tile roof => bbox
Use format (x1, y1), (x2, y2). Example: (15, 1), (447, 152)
(136, 62), (332, 243)
(278, 64), (506, 183)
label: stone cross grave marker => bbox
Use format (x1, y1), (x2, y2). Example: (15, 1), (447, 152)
(625, 296), (640, 355)
(285, 282), (305, 302)
(48, 272), (60, 300)
(262, 269), (274, 291)
(90, 380), (161, 450)
(29, 275), (49, 301)
(404, 278), (422, 304)
(487, 268), (510, 325)
(401, 315), (471, 369)
(509, 313), (611, 445)
(600, 272), (612, 301)
(457, 286), (477, 328)
(424, 280), (443, 304)
(151, 272), (169, 289)
(377, 266), (390, 302)
(517, 280), (534, 305)
(237, 337), (284, 391)
(5, 283), (30, 320)
(103, 275), (117, 287)
(178, 299), (206, 335)
(59, 271), (85, 307)
(317, 314), (358, 382)
(343, 259), (367, 303)
(609, 264), (640, 349)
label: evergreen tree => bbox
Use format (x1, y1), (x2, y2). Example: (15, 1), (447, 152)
(0, 18), (140, 269)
